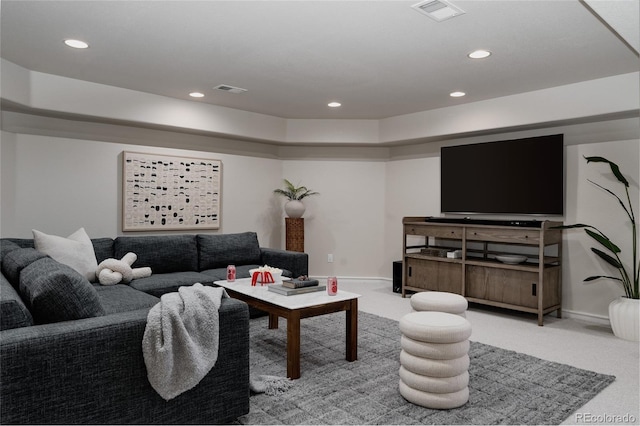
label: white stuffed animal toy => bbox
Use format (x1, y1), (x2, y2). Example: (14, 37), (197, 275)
(96, 252), (152, 285)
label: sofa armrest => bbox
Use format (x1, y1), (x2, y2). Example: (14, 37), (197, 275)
(261, 247), (309, 277)
(0, 298), (249, 424)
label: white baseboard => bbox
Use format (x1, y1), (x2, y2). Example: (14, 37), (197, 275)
(561, 309), (611, 326)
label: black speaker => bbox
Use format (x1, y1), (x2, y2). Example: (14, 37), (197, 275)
(392, 260), (402, 293)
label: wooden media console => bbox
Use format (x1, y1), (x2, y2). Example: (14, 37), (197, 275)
(402, 217), (563, 326)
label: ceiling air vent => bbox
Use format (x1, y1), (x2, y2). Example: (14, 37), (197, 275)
(213, 84), (247, 94)
(411, 0), (465, 22)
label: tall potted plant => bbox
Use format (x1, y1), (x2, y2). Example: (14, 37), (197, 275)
(558, 156), (638, 341)
(273, 179), (319, 218)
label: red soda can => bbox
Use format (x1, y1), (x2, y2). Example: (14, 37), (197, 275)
(227, 265), (236, 282)
(327, 276), (338, 295)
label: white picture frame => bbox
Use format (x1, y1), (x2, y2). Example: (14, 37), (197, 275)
(122, 151), (222, 231)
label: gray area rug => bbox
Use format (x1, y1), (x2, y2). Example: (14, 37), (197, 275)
(236, 311), (615, 425)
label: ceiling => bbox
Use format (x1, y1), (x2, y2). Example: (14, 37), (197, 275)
(1, 0), (638, 120)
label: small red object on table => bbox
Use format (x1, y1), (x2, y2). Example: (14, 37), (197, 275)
(251, 271), (274, 286)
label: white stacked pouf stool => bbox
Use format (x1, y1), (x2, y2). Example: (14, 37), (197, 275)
(398, 311), (472, 409)
(410, 291), (468, 317)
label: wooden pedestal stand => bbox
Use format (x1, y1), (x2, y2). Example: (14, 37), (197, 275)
(285, 218), (304, 252)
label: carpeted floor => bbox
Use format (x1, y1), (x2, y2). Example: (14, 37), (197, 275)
(236, 311), (615, 425)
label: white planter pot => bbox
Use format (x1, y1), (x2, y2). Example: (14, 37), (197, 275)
(284, 200), (306, 218)
(609, 297), (640, 342)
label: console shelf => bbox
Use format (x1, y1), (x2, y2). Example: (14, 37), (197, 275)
(402, 217), (563, 325)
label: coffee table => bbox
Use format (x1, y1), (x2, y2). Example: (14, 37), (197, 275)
(214, 278), (360, 379)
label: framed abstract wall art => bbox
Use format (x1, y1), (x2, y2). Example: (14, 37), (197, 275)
(122, 151), (222, 231)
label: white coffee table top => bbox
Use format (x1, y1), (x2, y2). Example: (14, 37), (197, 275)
(214, 278), (360, 310)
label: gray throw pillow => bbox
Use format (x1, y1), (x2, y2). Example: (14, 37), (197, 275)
(19, 257), (105, 324)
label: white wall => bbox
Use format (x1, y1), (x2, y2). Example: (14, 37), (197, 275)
(0, 132), (284, 247)
(277, 159), (387, 278)
(384, 155), (441, 269)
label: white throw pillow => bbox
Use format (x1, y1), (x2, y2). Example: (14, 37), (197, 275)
(33, 227), (98, 282)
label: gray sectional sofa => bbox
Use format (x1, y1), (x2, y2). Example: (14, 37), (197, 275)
(0, 231), (308, 424)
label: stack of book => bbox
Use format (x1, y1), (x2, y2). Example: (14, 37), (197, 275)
(268, 278), (325, 296)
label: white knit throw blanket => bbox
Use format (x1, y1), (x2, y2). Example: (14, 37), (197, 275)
(142, 283), (228, 401)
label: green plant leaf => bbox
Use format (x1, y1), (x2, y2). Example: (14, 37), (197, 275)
(585, 156), (629, 187)
(584, 275), (622, 282)
(274, 179), (319, 200)
(591, 247), (622, 269)
(585, 228), (621, 254)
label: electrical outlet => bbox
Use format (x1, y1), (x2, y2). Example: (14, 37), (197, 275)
(328, 254), (334, 263)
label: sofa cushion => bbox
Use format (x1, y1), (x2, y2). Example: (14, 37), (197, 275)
(93, 284), (159, 315)
(1, 248), (49, 288)
(1, 240), (21, 261)
(128, 272), (215, 297)
(197, 232), (262, 271)
(33, 228), (99, 282)
(19, 257), (105, 324)
(199, 268), (230, 282)
(92, 238), (115, 264)
(115, 235), (198, 274)
(0, 273), (33, 330)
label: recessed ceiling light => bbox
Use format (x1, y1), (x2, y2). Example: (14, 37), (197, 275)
(468, 50), (491, 59)
(450, 91), (466, 97)
(189, 92), (205, 98)
(328, 102), (342, 108)
(64, 39), (89, 49)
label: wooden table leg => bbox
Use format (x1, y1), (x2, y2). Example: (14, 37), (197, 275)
(287, 311), (301, 379)
(346, 298), (358, 362)
(268, 313), (279, 329)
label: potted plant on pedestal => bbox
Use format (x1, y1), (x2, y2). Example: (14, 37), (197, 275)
(273, 179), (319, 218)
(558, 156), (638, 341)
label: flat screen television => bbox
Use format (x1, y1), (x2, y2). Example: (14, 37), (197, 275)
(440, 134), (564, 216)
